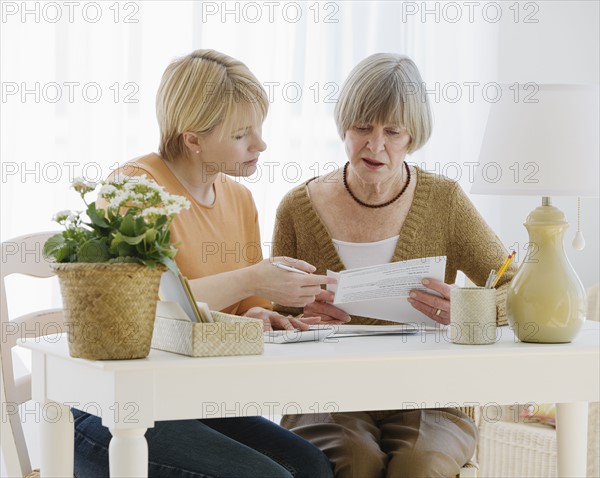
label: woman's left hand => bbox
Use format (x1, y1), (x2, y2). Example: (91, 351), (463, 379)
(407, 278), (454, 325)
(243, 307), (322, 331)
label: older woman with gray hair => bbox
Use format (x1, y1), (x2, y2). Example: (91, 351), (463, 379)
(273, 53), (516, 477)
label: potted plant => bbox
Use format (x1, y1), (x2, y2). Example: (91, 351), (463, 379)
(44, 175), (190, 360)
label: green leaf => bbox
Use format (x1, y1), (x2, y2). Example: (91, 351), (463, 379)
(107, 208), (120, 223)
(133, 216), (147, 235)
(87, 203), (110, 228)
(110, 233), (123, 253)
(121, 233), (146, 245)
(116, 241), (135, 257)
(43, 234), (65, 258)
(55, 244), (74, 262)
(78, 239), (110, 262)
(109, 256), (138, 264)
(154, 215), (167, 228)
(119, 214), (136, 236)
(140, 258), (157, 269)
(145, 228), (157, 244)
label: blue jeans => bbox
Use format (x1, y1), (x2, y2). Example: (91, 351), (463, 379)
(72, 409), (334, 478)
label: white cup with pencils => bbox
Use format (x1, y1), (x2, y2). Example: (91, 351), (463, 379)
(450, 251), (515, 345)
(450, 287), (498, 345)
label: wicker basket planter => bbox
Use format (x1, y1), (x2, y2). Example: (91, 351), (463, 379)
(52, 262), (165, 360)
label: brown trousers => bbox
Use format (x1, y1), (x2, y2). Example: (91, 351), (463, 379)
(281, 408), (477, 478)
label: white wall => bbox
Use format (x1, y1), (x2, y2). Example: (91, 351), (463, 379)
(1, 3), (598, 475)
(472, 1), (600, 288)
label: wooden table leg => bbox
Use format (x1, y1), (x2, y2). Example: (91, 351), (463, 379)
(108, 427), (148, 477)
(556, 402), (588, 478)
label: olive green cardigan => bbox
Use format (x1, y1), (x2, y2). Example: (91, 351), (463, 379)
(272, 167), (516, 326)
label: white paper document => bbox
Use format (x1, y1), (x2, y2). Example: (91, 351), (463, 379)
(330, 324), (420, 338)
(327, 256), (447, 327)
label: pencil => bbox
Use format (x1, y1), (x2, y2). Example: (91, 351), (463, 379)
(492, 251), (516, 288)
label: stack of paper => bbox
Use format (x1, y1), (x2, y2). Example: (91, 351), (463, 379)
(159, 270), (214, 323)
(327, 256), (446, 328)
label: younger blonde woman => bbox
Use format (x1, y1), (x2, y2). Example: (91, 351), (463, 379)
(72, 49), (335, 478)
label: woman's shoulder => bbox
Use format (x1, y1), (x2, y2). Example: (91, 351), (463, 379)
(277, 167), (343, 220)
(414, 165), (462, 197)
(278, 180), (312, 211)
(414, 165), (458, 188)
(108, 153), (161, 182)
(306, 166), (341, 193)
(412, 166), (475, 221)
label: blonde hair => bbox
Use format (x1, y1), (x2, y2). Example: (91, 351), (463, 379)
(334, 53), (432, 154)
(156, 49), (269, 161)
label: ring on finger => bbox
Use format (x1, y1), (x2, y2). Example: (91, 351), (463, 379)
(435, 308), (442, 317)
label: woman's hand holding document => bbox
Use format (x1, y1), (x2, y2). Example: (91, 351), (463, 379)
(327, 256), (446, 328)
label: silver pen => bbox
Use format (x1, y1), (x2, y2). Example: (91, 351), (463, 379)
(272, 261), (309, 275)
(484, 269), (497, 289)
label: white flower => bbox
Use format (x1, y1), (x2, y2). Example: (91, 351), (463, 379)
(163, 204), (179, 216)
(106, 190), (129, 209)
(49, 174), (190, 268)
(166, 196), (191, 215)
(99, 184), (117, 198)
(136, 175), (161, 189)
(103, 176), (190, 216)
(141, 207), (166, 219)
(52, 210), (73, 222)
(71, 177), (97, 195)
(52, 210), (80, 224)
(159, 189), (173, 204)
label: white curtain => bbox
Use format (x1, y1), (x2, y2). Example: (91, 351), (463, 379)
(1, 1), (504, 320)
(4, 5), (599, 474)
(1, 1), (502, 320)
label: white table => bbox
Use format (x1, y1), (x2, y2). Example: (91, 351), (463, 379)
(20, 321), (600, 478)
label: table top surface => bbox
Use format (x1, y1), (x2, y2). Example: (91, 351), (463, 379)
(19, 322), (600, 422)
(19, 321), (600, 371)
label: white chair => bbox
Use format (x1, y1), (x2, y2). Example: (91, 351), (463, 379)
(1, 232), (64, 478)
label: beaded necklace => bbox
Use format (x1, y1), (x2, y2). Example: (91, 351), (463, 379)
(342, 161), (410, 209)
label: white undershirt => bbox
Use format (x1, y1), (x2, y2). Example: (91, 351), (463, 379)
(332, 235), (399, 270)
